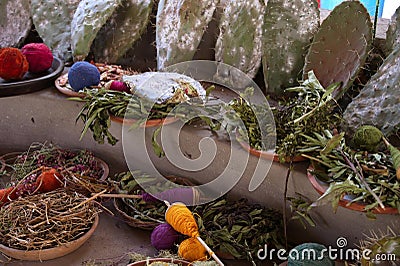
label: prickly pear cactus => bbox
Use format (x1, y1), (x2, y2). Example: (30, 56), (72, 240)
(262, 0), (319, 96)
(215, 0), (265, 79)
(156, 0), (218, 70)
(0, 0), (31, 48)
(303, 1), (372, 99)
(359, 231), (400, 266)
(386, 5), (400, 56)
(31, 0), (81, 62)
(92, 0), (153, 63)
(342, 46), (400, 136)
(71, 0), (121, 61)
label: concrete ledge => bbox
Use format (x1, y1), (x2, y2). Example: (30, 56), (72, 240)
(0, 87), (398, 254)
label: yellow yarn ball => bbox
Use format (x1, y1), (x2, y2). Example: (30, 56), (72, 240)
(178, 237), (208, 262)
(165, 203), (199, 238)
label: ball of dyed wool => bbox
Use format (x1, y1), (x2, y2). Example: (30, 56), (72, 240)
(68, 61), (100, 92)
(105, 80), (130, 93)
(178, 237), (207, 262)
(21, 43), (53, 73)
(151, 223), (179, 250)
(288, 243), (334, 266)
(0, 47), (29, 80)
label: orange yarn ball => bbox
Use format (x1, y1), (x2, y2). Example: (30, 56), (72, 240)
(178, 237), (207, 262)
(165, 203), (199, 238)
(0, 47), (29, 80)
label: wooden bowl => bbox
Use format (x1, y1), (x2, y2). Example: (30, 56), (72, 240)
(307, 165), (399, 214)
(127, 258), (190, 266)
(0, 214), (99, 261)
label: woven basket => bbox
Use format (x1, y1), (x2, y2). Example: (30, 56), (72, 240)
(0, 150), (109, 181)
(114, 176), (197, 230)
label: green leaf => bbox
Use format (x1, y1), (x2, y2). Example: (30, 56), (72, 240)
(230, 225), (243, 235)
(151, 126), (165, 157)
(320, 132), (344, 156)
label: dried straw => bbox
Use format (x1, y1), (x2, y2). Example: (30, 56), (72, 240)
(0, 189), (100, 251)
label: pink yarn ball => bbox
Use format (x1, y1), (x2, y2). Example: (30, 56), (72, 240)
(109, 80), (130, 93)
(21, 43), (53, 73)
(151, 223), (179, 250)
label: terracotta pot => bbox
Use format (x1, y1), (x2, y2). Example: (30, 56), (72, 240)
(127, 258), (190, 266)
(236, 133), (306, 163)
(0, 214), (99, 261)
(307, 166), (399, 214)
(110, 114), (178, 128)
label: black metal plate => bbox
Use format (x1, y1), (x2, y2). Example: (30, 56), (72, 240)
(0, 57), (64, 97)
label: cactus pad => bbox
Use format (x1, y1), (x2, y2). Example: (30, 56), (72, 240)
(0, 0), (31, 48)
(386, 5), (400, 55)
(71, 0), (121, 61)
(262, 0), (319, 96)
(92, 0), (153, 63)
(156, 0), (217, 70)
(215, 0), (265, 79)
(342, 46), (400, 136)
(31, 0), (81, 62)
(303, 1), (372, 99)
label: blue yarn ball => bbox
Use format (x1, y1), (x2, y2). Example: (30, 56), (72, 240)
(68, 61), (100, 92)
(287, 243), (335, 266)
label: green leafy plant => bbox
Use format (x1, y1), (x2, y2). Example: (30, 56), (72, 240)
(299, 129), (400, 218)
(233, 71), (341, 162)
(70, 88), (180, 145)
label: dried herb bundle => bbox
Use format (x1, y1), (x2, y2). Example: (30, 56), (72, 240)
(1, 142), (105, 183)
(194, 198), (284, 262)
(0, 190), (99, 250)
(300, 130), (400, 216)
(273, 72), (341, 160)
(71, 88), (180, 145)
(229, 90), (276, 151)
(232, 71), (341, 161)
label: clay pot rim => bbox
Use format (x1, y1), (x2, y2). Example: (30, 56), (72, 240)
(109, 114), (178, 128)
(235, 131), (307, 163)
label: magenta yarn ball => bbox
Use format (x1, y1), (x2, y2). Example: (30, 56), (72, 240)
(150, 223), (179, 250)
(109, 81), (130, 93)
(21, 43), (53, 73)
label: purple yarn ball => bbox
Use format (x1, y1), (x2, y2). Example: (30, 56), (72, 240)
(151, 223), (179, 250)
(109, 81), (130, 93)
(68, 61), (100, 92)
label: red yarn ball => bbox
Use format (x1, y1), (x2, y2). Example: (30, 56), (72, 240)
(21, 43), (53, 73)
(0, 47), (29, 80)
(151, 223), (179, 250)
